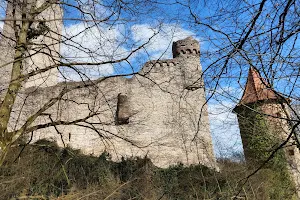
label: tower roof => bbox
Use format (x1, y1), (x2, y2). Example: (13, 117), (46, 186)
(236, 67), (281, 107)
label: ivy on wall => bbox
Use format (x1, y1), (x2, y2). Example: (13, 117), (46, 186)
(238, 103), (296, 199)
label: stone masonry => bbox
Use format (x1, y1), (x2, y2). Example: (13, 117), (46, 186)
(19, 37), (216, 168)
(0, 1), (216, 168)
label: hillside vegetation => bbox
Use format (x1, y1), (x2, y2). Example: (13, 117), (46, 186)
(0, 140), (296, 200)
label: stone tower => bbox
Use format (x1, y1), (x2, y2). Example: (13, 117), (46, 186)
(0, 0), (62, 96)
(234, 67), (300, 193)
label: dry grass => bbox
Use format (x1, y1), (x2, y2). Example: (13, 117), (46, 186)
(0, 140), (297, 200)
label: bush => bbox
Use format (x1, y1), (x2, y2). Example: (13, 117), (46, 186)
(0, 139), (297, 199)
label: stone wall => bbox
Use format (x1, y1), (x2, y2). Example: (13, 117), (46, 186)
(4, 36), (217, 168)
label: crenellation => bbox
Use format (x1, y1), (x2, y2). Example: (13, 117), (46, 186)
(141, 59), (179, 74)
(172, 36), (200, 58)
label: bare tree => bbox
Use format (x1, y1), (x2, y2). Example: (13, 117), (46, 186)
(0, 0), (169, 164)
(182, 0), (300, 197)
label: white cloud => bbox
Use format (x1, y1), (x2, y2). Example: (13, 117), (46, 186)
(60, 23), (128, 81)
(131, 24), (199, 59)
(208, 101), (243, 158)
(0, 21), (3, 31)
(60, 22), (199, 81)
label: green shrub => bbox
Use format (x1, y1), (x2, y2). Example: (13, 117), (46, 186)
(0, 139), (297, 199)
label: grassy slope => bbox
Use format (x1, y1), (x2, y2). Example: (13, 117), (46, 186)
(0, 140), (297, 200)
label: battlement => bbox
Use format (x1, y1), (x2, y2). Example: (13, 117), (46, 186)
(172, 37), (200, 58)
(143, 59), (178, 70)
(145, 59), (179, 67)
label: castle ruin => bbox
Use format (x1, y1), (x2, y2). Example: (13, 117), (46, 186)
(1, 3), (300, 191)
(0, 1), (216, 168)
